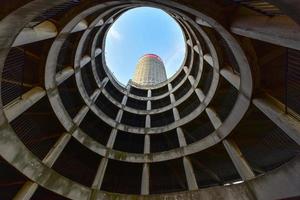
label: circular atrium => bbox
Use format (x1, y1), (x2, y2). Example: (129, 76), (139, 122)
(0, 0), (300, 200)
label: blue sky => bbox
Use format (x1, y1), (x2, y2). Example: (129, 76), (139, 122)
(104, 7), (186, 85)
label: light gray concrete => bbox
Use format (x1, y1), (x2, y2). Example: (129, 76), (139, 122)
(141, 163), (150, 195)
(223, 139), (255, 181)
(12, 21), (57, 47)
(13, 181), (38, 200)
(4, 87), (46, 122)
(92, 158), (108, 189)
(177, 127), (187, 147)
(183, 157), (198, 190)
(220, 67), (240, 90)
(55, 67), (75, 86)
(253, 93), (300, 145)
(231, 15), (300, 50)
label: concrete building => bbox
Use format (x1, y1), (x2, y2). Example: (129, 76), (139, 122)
(0, 0), (299, 200)
(132, 54), (167, 86)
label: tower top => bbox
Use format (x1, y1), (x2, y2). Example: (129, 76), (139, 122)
(132, 54), (167, 86)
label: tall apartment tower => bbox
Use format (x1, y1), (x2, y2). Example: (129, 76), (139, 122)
(132, 54), (167, 86)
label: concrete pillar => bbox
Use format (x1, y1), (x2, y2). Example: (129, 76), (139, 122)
(187, 39), (193, 47)
(231, 15), (300, 50)
(73, 106), (89, 126)
(194, 45), (200, 54)
(4, 87), (46, 122)
(101, 77), (109, 88)
(121, 95), (128, 105)
(95, 19), (104, 27)
(188, 75), (195, 85)
(80, 55), (91, 68)
(170, 93), (176, 104)
(147, 101), (151, 111)
(253, 93), (300, 145)
(196, 17), (212, 27)
(206, 107), (222, 129)
(55, 67), (74, 86)
(220, 67), (240, 90)
(12, 21), (57, 47)
(177, 127), (187, 147)
(95, 48), (102, 57)
(43, 133), (71, 167)
(148, 90), (152, 98)
(106, 129), (117, 149)
(71, 19), (88, 33)
(92, 158), (108, 189)
(204, 54), (213, 67)
(115, 110), (123, 123)
(168, 83), (173, 92)
(173, 107), (180, 121)
(144, 135), (150, 154)
(13, 181), (38, 200)
(223, 139), (255, 181)
(141, 163), (150, 195)
(183, 66), (189, 74)
(90, 89), (101, 102)
(183, 157), (198, 190)
(146, 115), (151, 128)
(195, 89), (205, 102)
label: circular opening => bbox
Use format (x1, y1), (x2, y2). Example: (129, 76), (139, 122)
(104, 7), (186, 85)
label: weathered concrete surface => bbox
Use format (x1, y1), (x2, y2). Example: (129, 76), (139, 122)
(231, 15), (300, 50)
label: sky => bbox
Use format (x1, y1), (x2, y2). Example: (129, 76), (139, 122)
(104, 7), (186, 85)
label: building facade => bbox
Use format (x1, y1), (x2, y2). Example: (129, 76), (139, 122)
(132, 54), (167, 86)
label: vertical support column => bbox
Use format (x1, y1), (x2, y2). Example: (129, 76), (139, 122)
(184, 66), (189, 74)
(145, 115), (151, 128)
(177, 127), (187, 147)
(147, 100), (151, 111)
(115, 110), (123, 123)
(183, 157), (198, 190)
(188, 75), (195, 85)
(144, 135), (150, 154)
(141, 163), (150, 195)
(223, 139), (255, 180)
(195, 88), (205, 102)
(148, 90), (152, 98)
(73, 106), (89, 126)
(92, 158), (109, 190)
(173, 107), (180, 121)
(106, 129), (117, 149)
(206, 107), (222, 130)
(170, 94), (176, 104)
(168, 83), (173, 92)
(13, 182), (38, 200)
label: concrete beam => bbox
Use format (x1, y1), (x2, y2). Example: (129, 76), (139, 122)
(13, 181), (38, 200)
(42, 133), (71, 167)
(253, 93), (300, 145)
(146, 115), (151, 128)
(206, 107), (222, 129)
(80, 55), (91, 68)
(170, 94), (176, 104)
(173, 107), (180, 121)
(12, 21), (57, 47)
(4, 87), (46, 122)
(147, 101), (151, 111)
(204, 54), (213, 67)
(168, 83), (173, 92)
(183, 66), (189, 74)
(183, 157), (199, 190)
(141, 163), (150, 195)
(95, 48), (102, 57)
(106, 129), (117, 149)
(55, 67), (74, 86)
(188, 75), (195, 85)
(231, 15), (300, 50)
(71, 19), (88, 33)
(144, 135), (150, 154)
(196, 17), (212, 27)
(90, 89), (101, 102)
(220, 67), (240, 90)
(115, 110), (123, 123)
(195, 89), (205, 102)
(177, 127), (187, 147)
(73, 106), (89, 126)
(223, 139), (255, 181)
(92, 158), (108, 189)
(95, 19), (104, 27)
